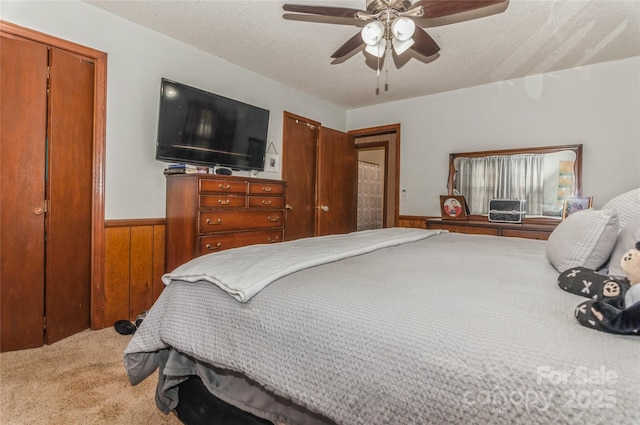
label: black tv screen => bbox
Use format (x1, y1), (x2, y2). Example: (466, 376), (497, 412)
(155, 78), (269, 171)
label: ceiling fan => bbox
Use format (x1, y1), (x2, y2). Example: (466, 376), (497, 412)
(282, 0), (508, 61)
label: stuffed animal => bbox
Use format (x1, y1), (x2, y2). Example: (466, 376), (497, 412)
(560, 241), (640, 335)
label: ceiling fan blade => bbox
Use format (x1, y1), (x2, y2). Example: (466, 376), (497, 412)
(331, 32), (365, 59)
(413, 0), (507, 19)
(410, 27), (440, 57)
(282, 4), (367, 19)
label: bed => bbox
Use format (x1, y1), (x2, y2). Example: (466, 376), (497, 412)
(124, 192), (640, 425)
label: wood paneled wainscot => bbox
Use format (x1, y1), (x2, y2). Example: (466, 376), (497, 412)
(166, 174), (286, 272)
(398, 215), (429, 229)
(104, 219), (165, 327)
(426, 218), (557, 240)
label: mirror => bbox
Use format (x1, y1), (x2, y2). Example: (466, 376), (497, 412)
(448, 145), (582, 219)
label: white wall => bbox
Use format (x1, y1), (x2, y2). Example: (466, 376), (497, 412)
(2, 0), (347, 219)
(348, 57), (640, 216)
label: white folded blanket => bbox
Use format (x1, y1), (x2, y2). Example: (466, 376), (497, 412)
(162, 227), (441, 302)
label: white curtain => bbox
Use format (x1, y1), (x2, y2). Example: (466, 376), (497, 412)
(456, 154), (544, 215)
(357, 161), (383, 231)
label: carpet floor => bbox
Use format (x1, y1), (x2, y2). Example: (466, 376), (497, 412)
(0, 328), (182, 425)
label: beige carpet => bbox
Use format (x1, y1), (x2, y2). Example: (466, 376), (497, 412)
(0, 328), (182, 425)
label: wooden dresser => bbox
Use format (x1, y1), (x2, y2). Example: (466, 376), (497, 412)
(165, 174), (286, 271)
(426, 218), (558, 240)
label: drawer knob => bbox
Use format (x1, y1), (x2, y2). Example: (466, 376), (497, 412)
(218, 199), (230, 205)
(262, 186), (272, 192)
(206, 218), (222, 225)
(218, 183), (231, 190)
(205, 242), (222, 251)
(267, 216), (280, 222)
(262, 199), (272, 205)
(267, 236), (280, 242)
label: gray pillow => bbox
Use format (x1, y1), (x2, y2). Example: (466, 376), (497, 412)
(546, 209), (619, 272)
(601, 188), (640, 232)
(607, 215), (640, 277)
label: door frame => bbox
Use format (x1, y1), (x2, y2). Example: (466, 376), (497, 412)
(349, 124), (401, 227)
(0, 21), (107, 329)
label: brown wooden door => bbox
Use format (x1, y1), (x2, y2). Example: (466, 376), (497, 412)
(45, 48), (94, 344)
(317, 127), (357, 236)
(0, 36), (94, 352)
(282, 113), (319, 241)
(282, 112), (357, 240)
(0, 34), (48, 352)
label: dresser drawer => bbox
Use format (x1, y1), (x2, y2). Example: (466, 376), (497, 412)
(200, 194), (246, 208)
(501, 229), (551, 240)
(199, 210), (284, 233)
(435, 222), (499, 236)
(198, 229), (283, 254)
(248, 196), (285, 208)
(200, 179), (246, 194)
(426, 218), (557, 240)
(248, 182), (284, 196)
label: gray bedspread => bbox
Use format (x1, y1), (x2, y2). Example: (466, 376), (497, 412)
(124, 230), (640, 425)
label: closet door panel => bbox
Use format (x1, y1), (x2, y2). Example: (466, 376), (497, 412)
(317, 127), (357, 236)
(0, 35), (48, 351)
(45, 48), (94, 344)
(282, 114), (318, 241)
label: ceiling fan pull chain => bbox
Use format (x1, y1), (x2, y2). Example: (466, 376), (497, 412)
(385, 68), (389, 92)
(376, 50), (381, 95)
(385, 43), (389, 92)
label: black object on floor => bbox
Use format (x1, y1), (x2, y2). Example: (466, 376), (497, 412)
(114, 320), (137, 335)
(174, 375), (273, 425)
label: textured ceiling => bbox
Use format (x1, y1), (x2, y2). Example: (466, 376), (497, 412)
(86, 0), (640, 109)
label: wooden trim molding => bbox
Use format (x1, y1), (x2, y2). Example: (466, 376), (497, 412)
(1, 21), (108, 330)
(105, 218), (166, 227)
(350, 123), (401, 226)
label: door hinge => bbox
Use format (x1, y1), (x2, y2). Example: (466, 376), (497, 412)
(43, 316), (47, 330)
(44, 199), (49, 213)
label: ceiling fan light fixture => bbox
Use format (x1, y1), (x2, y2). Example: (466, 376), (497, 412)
(391, 17), (415, 41)
(364, 38), (386, 58)
(392, 37), (414, 55)
(361, 20), (385, 45)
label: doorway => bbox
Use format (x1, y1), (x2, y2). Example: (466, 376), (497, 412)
(356, 144), (387, 230)
(351, 124), (400, 228)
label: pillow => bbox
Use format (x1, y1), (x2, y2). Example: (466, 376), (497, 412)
(607, 215), (640, 277)
(546, 209), (619, 272)
(601, 188), (640, 232)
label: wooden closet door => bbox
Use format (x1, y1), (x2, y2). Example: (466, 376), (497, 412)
(0, 35), (48, 352)
(282, 113), (319, 241)
(45, 48), (94, 344)
(317, 127), (357, 236)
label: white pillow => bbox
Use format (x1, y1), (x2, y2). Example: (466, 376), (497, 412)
(607, 215), (640, 277)
(546, 209), (619, 272)
(601, 188), (640, 232)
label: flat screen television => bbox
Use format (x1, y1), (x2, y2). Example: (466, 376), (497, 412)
(155, 78), (269, 171)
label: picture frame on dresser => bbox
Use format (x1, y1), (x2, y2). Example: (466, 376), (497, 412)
(440, 195), (468, 220)
(562, 197), (593, 220)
